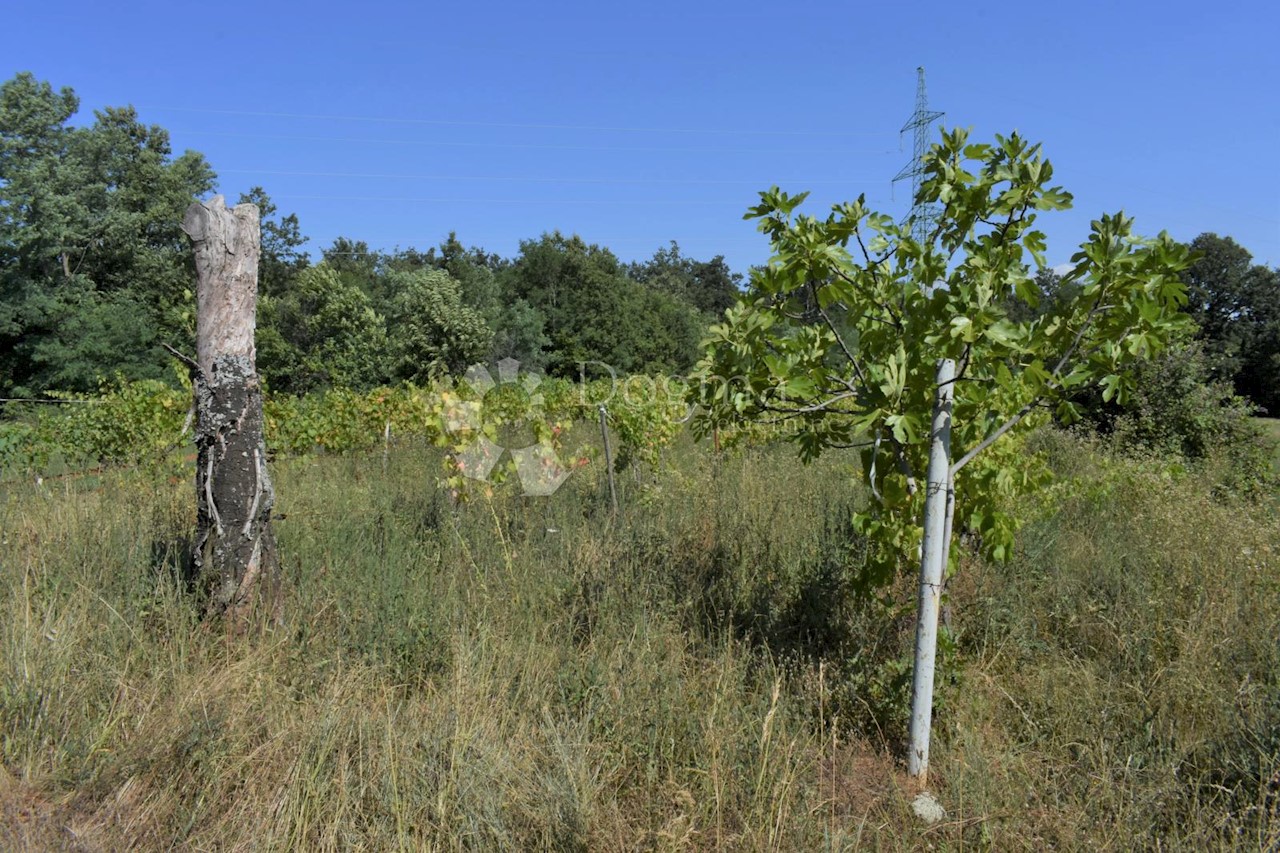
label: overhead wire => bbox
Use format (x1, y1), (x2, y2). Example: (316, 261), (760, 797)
(145, 100), (1277, 232)
(171, 128), (897, 157)
(265, 194), (891, 206)
(142, 105), (892, 138)
(219, 168), (885, 186)
(162, 103), (1277, 264)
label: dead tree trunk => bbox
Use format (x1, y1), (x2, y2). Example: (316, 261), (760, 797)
(181, 195), (279, 627)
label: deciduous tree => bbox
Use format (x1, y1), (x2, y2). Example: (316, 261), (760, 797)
(693, 129), (1191, 782)
(257, 263), (388, 393)
(1181, 232), (1280, 414)
(0, 72), (214, 396)
(386, 268), (492, 382)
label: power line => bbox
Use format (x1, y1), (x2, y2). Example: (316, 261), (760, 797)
(220, 168), (884, 186)
(1065, 170), (1280, 225)
(270, 195), (769, 205)
(320, 234), (782, 245)
(0, 397), (101, 405)
(145, 105), (891, 138)
(222, 169), (1280, 229)
(172, 128), (898, 157)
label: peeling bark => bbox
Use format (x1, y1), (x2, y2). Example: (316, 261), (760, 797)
(182, 196), (279, 628)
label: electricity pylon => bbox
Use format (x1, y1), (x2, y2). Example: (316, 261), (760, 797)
(893, 66), (944, 243)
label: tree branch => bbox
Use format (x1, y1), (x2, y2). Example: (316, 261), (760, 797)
(832, 269), (902, 329)
(950, 399), (1038, 475)
(815, 303), (871, 395)
(829, 439), (876, 450)
(950, 270), (1121, 475)
(161, 342), (202, 379)
(757, 390), (859, 417)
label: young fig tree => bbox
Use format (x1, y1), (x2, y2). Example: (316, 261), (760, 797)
(691, 129), (1191, 782)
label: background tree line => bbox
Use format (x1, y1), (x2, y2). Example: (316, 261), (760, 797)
(3, 70), (1277, 421)
(0, 72), (738, 399)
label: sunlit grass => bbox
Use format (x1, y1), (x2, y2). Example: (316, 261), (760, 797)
(0, 430), (1276, 849)
(1255, 417), (1280, 472)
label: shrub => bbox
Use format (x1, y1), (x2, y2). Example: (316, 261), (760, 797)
(1078, 340), (1276, 496)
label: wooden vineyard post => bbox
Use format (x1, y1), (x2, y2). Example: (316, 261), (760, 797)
(182, 196), (280, 628)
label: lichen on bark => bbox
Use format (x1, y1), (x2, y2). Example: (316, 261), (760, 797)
(182, 196), (279, 627)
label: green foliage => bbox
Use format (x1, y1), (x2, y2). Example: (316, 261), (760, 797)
(320, 236), (381, 302)
(628, 240), (743, 317)
(504, 232), (705, 376)
(1109, 340), (1255, 458)
(24, 289), (169, 390)
(264, 387), (415, 456)
(1078, 339), (1277, 497)
(0, 72), (215, 396)
(257, 263), (389, 394)
(590, 376), (688, 471)
(1002, 266), (1081, 323)
(0, 376), (689, 495)
(296, 232), (721, 384)
(0, 377), (189, 477)
(2, 70), (734, 399)
(386, 268), (493, 382)
(1181, 232), (1280, 415)
(489, 296), (551, 369)
(694, 129), (1191, 585)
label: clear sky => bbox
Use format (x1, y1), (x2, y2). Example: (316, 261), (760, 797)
(7, 0), (1279, 274)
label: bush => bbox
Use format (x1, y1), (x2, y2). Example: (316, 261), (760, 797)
(1078, 340), (1276, 496)
(0, 378), (190, 478)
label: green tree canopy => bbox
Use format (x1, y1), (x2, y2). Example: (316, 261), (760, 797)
(692, 129), (1191, 779)
(257, 263), (389, 394)
(504, 232), (704, 376)
(697, 130), (1191, 569)
(386, 268), (493, 382)
(628, 241), (743, 317)
(1180, 232), (1280, 414)
(0, 72), (215, 396)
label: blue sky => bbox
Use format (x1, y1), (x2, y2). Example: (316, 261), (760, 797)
(8, 0), (1279, 273)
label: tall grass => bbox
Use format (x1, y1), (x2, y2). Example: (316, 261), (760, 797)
(945, 431), (1280, 848)
(0, 429), (1277, 849)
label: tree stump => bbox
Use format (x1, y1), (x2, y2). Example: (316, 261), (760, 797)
(182, 195), (279, 627)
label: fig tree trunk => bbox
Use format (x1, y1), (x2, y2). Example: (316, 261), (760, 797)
(907, 357), (955, 781)
(182, 195), (279, 627)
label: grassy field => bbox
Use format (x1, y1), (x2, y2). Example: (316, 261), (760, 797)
(1258, 418), (1280, 471)
(1, 429), (1277, 850)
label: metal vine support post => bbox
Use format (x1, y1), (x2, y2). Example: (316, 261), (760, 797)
(598, 405), (619, 515)
(181, 195), (280, 627)
(908, 357), (955, 780)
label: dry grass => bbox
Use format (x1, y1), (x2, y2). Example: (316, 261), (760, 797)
(0, 431), (1277, 849)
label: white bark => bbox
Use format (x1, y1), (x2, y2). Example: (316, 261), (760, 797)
(907, 358), (955, 781)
